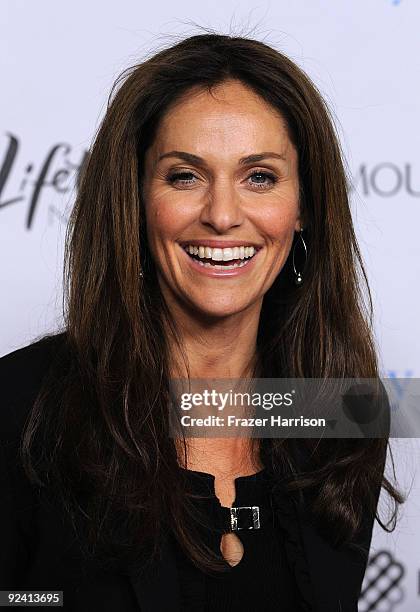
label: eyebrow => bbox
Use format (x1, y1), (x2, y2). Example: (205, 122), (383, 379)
(157, 150), (287, 166)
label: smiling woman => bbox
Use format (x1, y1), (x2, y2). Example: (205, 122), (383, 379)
(0, 32), (403, 612)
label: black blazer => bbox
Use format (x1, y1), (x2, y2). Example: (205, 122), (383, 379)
(0, 334), (388, 612)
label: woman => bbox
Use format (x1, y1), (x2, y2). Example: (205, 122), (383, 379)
(0, 33), (402, 611)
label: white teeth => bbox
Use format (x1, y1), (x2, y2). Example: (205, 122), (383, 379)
(222, 248), (233, 261)
(183, 244), (258, 262)
(212, 248), (223, 261)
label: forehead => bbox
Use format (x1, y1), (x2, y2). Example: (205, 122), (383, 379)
(147, 80), (294, 162)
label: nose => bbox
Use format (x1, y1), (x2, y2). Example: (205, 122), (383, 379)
(198, 177), (244, 233)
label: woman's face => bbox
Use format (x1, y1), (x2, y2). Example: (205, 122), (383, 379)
(142, 79), (301, 319)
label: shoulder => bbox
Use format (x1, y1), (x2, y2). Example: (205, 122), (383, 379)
(0, 332), (69, 587)
(0, 332), (68, 437)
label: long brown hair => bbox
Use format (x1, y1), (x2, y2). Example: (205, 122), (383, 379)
(22, 31), (403, 574)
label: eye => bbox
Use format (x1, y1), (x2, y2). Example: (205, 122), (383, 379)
(165, 169), (278, 189)
(247, 170), (278, 189)
(166, 171), (198, 186)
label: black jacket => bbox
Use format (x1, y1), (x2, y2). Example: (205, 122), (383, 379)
(0, 333), (388, 611)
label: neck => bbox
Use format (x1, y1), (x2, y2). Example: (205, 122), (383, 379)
(162, 294), (263, 474)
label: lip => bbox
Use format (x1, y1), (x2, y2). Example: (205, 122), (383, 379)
(178, 243), (262, 278)
(178, 239), (263, 249)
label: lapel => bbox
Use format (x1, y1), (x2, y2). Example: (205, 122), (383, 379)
(297, 509), (372, 612)
(127, 536), (181, 612)
(288, 462), (373, 612)
(297, 509), (351, 611)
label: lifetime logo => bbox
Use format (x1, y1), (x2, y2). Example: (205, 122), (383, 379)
(359, 550), (405, 611)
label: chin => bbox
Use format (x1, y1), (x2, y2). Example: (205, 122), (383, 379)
(187, 298), (254, 320)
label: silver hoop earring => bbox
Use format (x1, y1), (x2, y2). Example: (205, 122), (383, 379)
(139, 270), (144, 278)
(292, 228), (307, 286)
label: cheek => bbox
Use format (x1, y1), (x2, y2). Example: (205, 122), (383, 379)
(145, 198), (193, 260)
(256, 204), (299, 244)
(146, 191), (199, 239)
(145, 199), (175, 241)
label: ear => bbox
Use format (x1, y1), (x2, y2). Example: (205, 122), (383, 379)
(294, 217), (303, 232)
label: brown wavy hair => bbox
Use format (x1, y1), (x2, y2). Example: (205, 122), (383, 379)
(22, 30), (403, 574)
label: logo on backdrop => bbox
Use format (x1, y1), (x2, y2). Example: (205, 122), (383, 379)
(351, 164), (419, 198)
(359, 550), (405, 610)
(0, 132), (88, 229)
(386, 370), (416, 412)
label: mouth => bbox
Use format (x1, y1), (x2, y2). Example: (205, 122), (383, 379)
(180, 243), (262, 270)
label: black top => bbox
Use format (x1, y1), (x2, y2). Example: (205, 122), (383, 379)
(171, 467), (312, 612)
(0, 333), (389, 611)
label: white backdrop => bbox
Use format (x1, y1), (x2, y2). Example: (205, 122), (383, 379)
(1, 1), (419, 609)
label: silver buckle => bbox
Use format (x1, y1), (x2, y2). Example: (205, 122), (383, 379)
(230, 506), (260, 530)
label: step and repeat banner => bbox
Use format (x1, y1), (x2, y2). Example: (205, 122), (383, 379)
(1, 1), (419, 609)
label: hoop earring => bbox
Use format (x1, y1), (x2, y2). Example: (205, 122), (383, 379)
(292, 228), (307, 286)
(139, 270), (144, 278)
